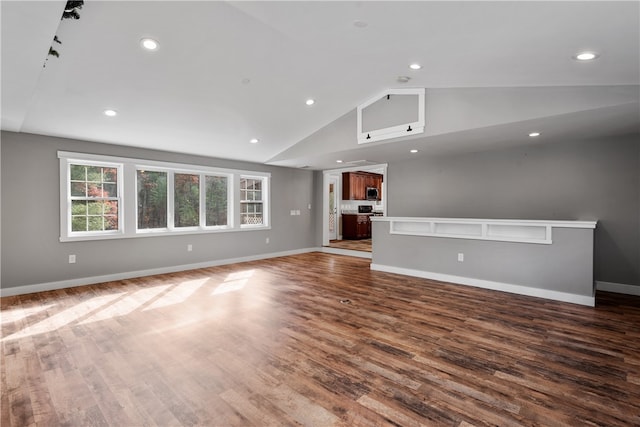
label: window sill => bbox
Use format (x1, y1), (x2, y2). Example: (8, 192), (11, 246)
(60, 225), (271, 242)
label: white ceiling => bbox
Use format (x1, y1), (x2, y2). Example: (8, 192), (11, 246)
(2, 1), (639, 170)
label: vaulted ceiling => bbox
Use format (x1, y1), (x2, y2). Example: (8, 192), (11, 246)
(2, 1), (638, 170)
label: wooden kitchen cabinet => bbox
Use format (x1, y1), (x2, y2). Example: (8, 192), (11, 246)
(342, 171), (383, 200)
(342, 214), (371, 239)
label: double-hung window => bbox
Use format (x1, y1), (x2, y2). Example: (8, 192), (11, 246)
(61, 158), (123, 240)
(240, 175), (268, 227)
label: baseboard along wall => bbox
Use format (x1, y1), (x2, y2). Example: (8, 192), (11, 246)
(0, 248), (321, 297)
(370, 263), (596, 307)
(595, 281), (640, 296)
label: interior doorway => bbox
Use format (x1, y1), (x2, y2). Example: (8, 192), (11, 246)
(322, 164), (387, 251)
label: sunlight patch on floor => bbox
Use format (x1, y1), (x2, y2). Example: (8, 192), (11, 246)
(2, 292), (125, 341)
(212, 269), (255, 296)
(0, 304), (56, 325)
(81, 284), (171, 323)
(145, 279), (207, 311)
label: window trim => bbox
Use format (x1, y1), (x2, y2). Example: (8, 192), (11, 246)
(59, 151), (270, 242)
(239, 174), (269, 229)
(60, 157), (125, 241)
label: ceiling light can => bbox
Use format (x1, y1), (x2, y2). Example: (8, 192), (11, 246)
(410, 149), (418, 153)
(104, 109), (117, 117)
(529, 132), (541, 137)
(574, 51), (599, 61)
(140, 38), (159, 51)
(305, 99), (315, 106)
(250, 138), (259, 144)
(409, 63), (422, 70)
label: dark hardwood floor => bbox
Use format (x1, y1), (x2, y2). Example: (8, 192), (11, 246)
(2, 252), (639, 426)
(329, 239), (372, 252)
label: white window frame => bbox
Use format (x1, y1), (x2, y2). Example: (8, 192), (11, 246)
(239, 174), (270, 229)
(60, 157), (125, 241)
(59, 151), (270, 242)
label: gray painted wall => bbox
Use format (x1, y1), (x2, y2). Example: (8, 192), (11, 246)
(372, 222), (595, 297)
(385, 135), (640, 287)
(1, 131), (317, 289)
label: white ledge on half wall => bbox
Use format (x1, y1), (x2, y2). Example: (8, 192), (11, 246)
(371, 217), (597, 245)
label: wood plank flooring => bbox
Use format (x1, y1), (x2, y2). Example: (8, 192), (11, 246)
(2, 252), (640, 426)
(329, 239), (372, 252)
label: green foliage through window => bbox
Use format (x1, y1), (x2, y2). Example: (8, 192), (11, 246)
(174, 174), (199, 228)
(137, 170), (167, 229)
(205, 176), (228, 226)
(69, 164), (119, 232)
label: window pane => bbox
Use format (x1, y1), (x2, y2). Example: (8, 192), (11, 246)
(205, 176), (227, 226)
(137, 170), (167, 229)
(103, 183), (117, 197)
(87, 201), (103, 215)
(70, 165), (86, 181)
(72, 216), (87, 232)
(71, 182), (86, 197)
(88, 216), (104, 231)
(87, 183), (103, 197)
(72, 200), (87, 215)
(104, 215), (118, 231)
(87, 166), (102, 182)
(241, 202), (263, 225)
(103, 168), (117, 182)
(174, 174), (199, 227)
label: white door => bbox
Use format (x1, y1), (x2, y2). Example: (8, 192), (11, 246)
(329, 177), (338, 240)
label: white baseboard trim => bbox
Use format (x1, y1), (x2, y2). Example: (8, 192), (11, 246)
(596, 281), (640, 296)
(320, 247), (372, 259)
(370, 263), (595, 307)
(0, 248), (321, 297)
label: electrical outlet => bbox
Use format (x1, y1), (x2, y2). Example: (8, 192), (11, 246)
(69, 254), (76, 264)
(457, 253), (464, 262)
(266, 237), (270, 244)
(187, 244), (193, 252)
(308, 203), (312, 209)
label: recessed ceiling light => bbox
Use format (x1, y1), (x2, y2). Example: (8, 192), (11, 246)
(397, 76), (411, 83)
(305, 99), (315, 106)
(353, 20), (368, 28)
(409, 63), (422, 70)
(529, 132), (541, 137)
(140, 38), (159, 51)
(104, 109), (117, 117)
(410, 149), (418, 153)
(249, 138), (259, 144)
(574, 51), (599, 61)
(336, 160), (343, 163)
